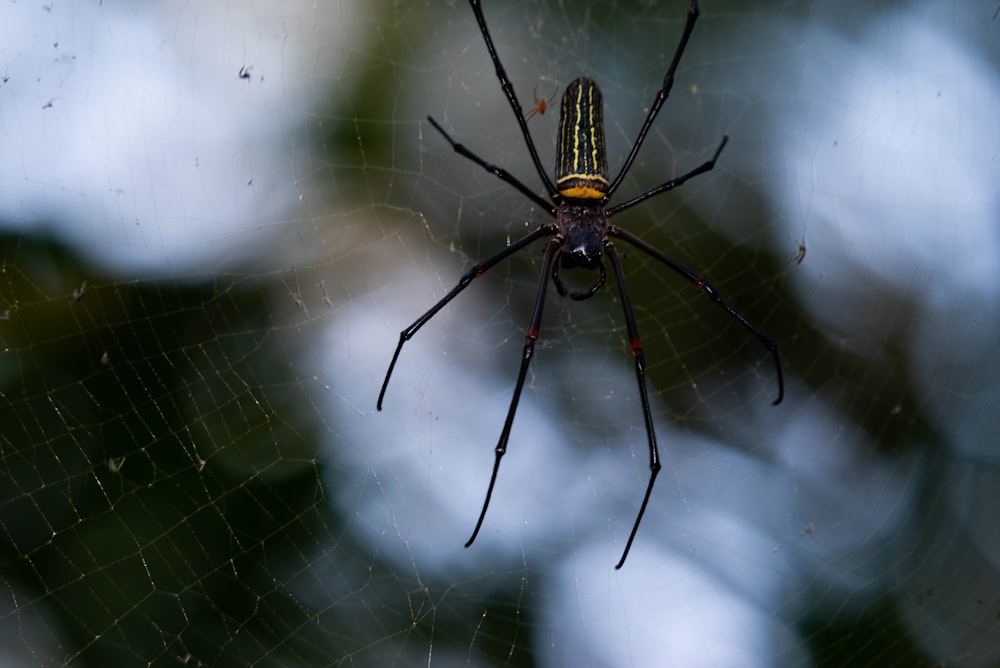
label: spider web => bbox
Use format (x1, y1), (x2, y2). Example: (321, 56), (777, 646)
(2, 0), (999, 666)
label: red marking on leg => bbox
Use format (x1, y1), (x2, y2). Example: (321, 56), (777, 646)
(630, 337), (643, 356)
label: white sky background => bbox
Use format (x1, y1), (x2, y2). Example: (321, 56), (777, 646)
(2, 1), (999, 666)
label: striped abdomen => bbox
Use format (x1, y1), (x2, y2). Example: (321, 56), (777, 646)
(555, 77), (610, 200)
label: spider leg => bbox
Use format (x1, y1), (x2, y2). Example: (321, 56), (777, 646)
(609, 226), (784, 405)
(427, 117), (556, 216)
(607, 0), (701, 197)
(606, 244), (661, 569)
(467, 0), (559, 198)
(377, 224), (558, 410)
(606, 136), (728, 217)
(551, 260), (607, 300)
(551, 262), (569, 297)
(570, 262), (607, 301)
(466, 237), (563, 548)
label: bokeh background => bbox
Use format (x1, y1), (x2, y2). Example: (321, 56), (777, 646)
(1, 0), (998, 666)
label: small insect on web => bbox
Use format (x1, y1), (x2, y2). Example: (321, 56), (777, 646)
(378, 0), (784, 569)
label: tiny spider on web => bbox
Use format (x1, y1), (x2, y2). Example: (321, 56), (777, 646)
(524, 82), (557, 121)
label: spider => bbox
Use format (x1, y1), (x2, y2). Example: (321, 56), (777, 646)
(792, 231), (807, 265)
(378, 0), (784, 569)
(524, 82), (557, 121)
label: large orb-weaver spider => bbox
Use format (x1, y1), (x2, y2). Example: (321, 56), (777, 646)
(378, 0), (784, 569)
